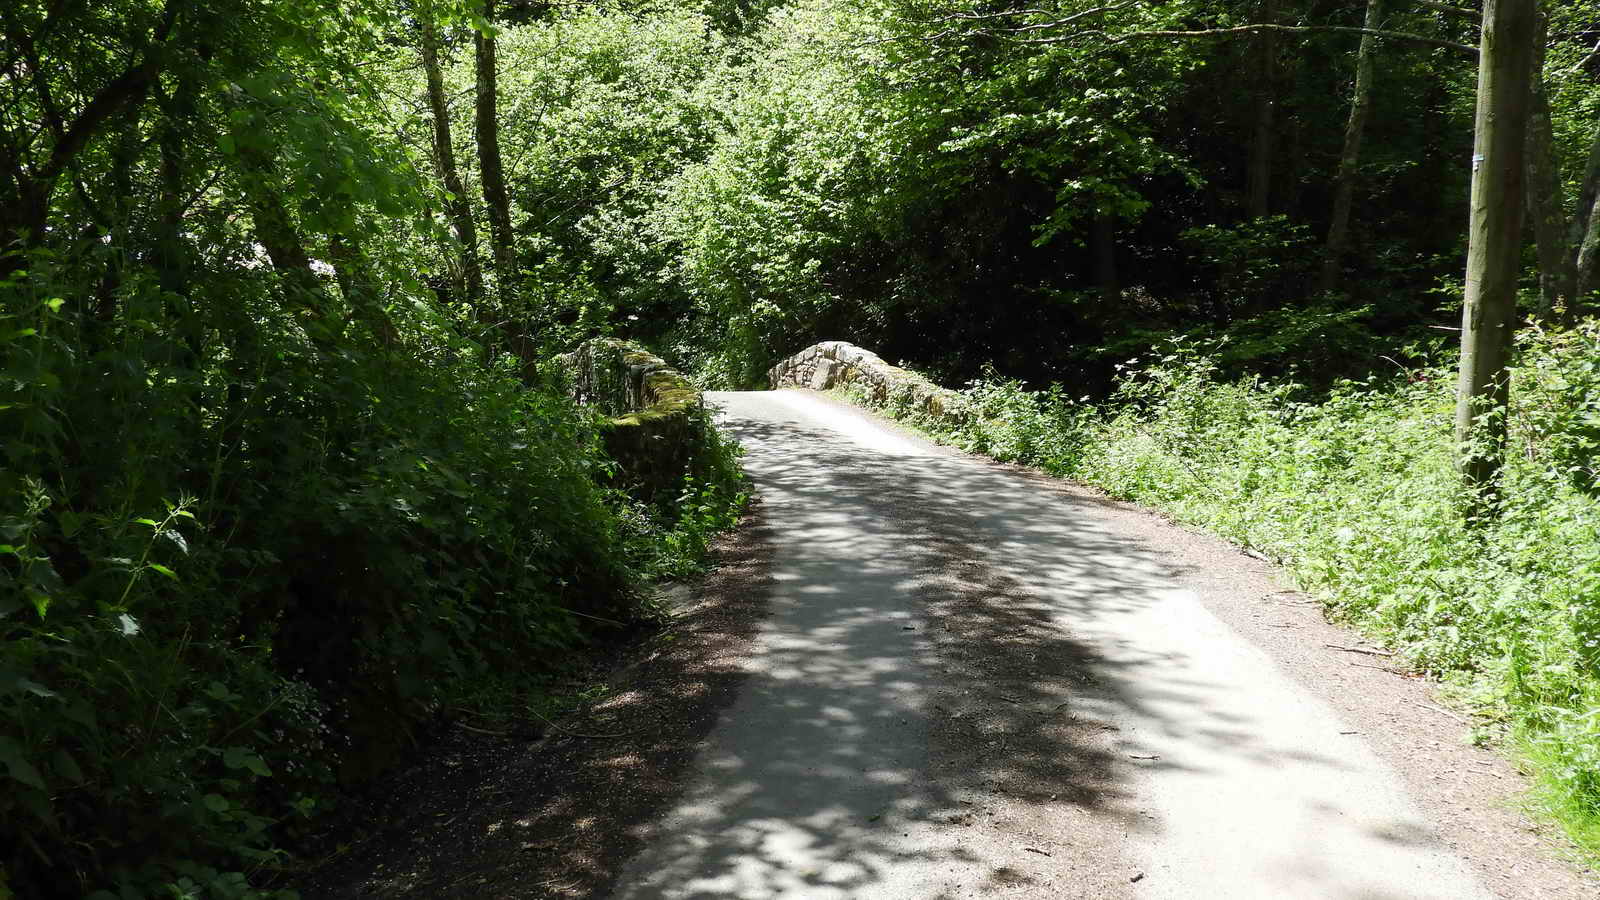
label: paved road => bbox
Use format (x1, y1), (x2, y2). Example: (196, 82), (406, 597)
(610, 389), (1490, 900)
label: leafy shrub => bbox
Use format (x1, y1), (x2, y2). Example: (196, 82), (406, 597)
(0, 263), (640, 898)
(617, 420), (750, 583)
(1177, 215), (1318, 314)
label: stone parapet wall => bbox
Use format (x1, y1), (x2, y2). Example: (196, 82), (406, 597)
(567, 338), (707, 502)
(768, 340), (968, 421)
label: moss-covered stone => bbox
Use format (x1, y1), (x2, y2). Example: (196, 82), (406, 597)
(769, 340), (970, 425)
(564, 338), (710, 503)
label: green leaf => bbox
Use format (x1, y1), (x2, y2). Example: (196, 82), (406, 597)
(203, 793), (230, 813)
(19, 678), (55, 698)
(225, 747), (273, 777)
(147, 562), (179, 580)
(24, 557), (64, 593)
(53, 749), (84, 784)
(134, 517), (159, 528)
(219, 133), (235, 155)
(161, 529), (189, 555)
(0, 736), (46, 790)
(61, 700), (96, 730)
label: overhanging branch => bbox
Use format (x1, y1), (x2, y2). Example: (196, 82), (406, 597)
(1015, 22), (1478, 56)
(1411, 0), (1478, 20)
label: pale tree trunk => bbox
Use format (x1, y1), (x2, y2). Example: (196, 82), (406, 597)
(1455, 0), (1537, 506)
(1246, 0), (1279, 219)
(419, 17), (484, 311)
(1570, 123), (1600, 318)
(1319, 0), (1384, 295)
(1524, 3), (1575, 323)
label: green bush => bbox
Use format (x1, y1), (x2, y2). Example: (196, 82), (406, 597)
(616, 413), (750, 583)
(0, 264), (640, 898)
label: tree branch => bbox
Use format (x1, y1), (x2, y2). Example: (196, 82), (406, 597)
(1411, 0), (1477, 20)
(1014, 22), (1478, 56)
(2, 19), (68, 147)
(33, 0), (181, 186)
(1572, 39), (1600, 76)
(937, 2), (1139, 27)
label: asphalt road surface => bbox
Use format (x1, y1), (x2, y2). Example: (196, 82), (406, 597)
(610, 389), (1491, 900)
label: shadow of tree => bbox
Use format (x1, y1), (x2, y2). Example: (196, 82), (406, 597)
(295, 503), (778, 899)
(607, 391), (1480, 900)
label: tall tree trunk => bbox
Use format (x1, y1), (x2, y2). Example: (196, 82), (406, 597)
(1319, 0), (1385, 295)
(474, 0), (538, 370)
(474, 0), (517, 301)
(246, 177), (319, 297)
(1455, 0), (1537, 508)
(419, 16), (484, 312)
(1569, 123), (1600, 319)
(1576, 200), (1600, 318)
(157, 102), (205, 372)
(1281, 111), (1306, 219)
(88, 115), (142, 341)
(1246, 0), (1279, 219)
(1092, 209), (1119, 304)
(1524, 3), (1575, 323)
(156, 84), (193, 303)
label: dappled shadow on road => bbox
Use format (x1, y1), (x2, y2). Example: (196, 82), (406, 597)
(609, 391), (1466, 900)
(303, 388), (1471, 899)
(609, 400), (1177, 898)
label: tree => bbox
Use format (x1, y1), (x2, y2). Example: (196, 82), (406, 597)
(1455, 0), (1538, 504)
(1319, 0), (1385, 294)
(0, 0), (180, 277)
(419, 11), (486, 315)
(1246, 0), (1280, 220)
(475, 0), (518, 304)
(1524, 3), (1600, 324)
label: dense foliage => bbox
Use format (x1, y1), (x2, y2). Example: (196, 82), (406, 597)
(426, 0), (1594, 394)
(0, 1), (742, 897)
(5, 0), (1600, 891)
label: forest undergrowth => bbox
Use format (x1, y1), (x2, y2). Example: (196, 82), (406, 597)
(842, 323), (1600, 859)
(0, 286), (744, 900)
